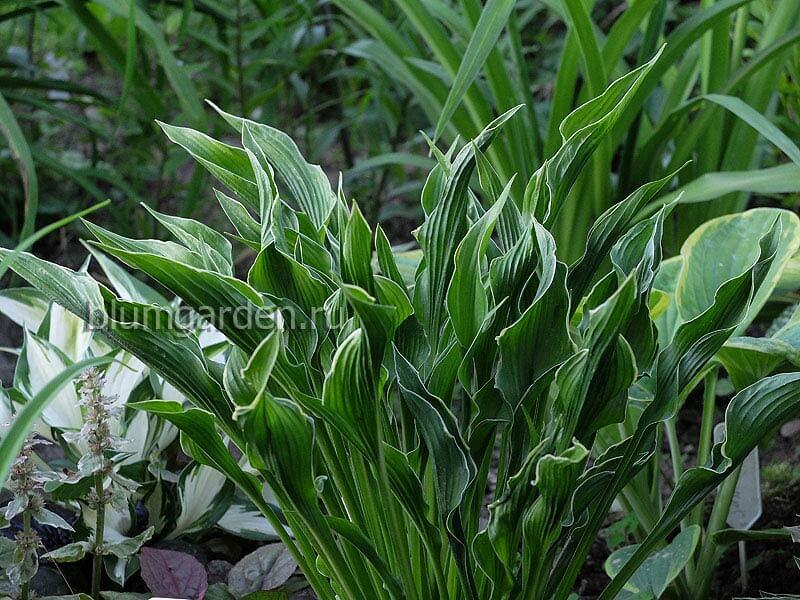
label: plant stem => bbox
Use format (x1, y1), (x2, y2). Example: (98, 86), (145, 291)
(691, 466), (741, 600)
(690, 369), (718, 529)
(92, 471), (105, 600)
(697, 369), (718, 468)
(20, 510), (31, 600)
(665, 417), (683, 487)
(377, 437), (420, 600)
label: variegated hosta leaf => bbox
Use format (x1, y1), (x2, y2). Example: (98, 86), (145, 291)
(168, 463), (232, 539)
(672, 208), (800, 336)
(0, 249), (235, 434)
(218, 503), (282, 541)
(523, 49), (663, 225)
(209, 101), (338, 232)
(20, 330), (82, 431)
(605, 525), (701, 600)
(414, 107), (521, 343)
(602, 373), (800, 599)
(0, 287), (48, 331)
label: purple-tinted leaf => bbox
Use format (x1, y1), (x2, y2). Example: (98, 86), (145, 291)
(140, 547), (208, 600)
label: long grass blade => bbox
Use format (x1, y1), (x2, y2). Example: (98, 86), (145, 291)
(0, 200), (111, 280)
(0, 91), (38, 240)
(433, 0), (515, 140)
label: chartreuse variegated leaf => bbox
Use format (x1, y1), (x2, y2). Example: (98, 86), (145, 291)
(8, 99), (800, 600)
(496, 224), (571, 410)
(83, 225), (276, 353)
(393, 346), (477, 594)
(141, 203), (233, 275)
(569, 166), (683, 300)
(447, 179), (511, 348)
(86, 245), (169, 306)
(323, 329), (379, 450)
(215, 189), (260, 249)
(414, 106), (521, 342)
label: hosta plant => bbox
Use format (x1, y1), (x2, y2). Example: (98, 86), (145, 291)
(3, 57), (800, 600)
(0, 278), (279, 594)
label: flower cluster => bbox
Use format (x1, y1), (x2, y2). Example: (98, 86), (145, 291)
(2, 438), (71, 594)
(62, 368), (134, 507)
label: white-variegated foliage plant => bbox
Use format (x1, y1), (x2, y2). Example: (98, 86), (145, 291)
(0, 266), (278, 584)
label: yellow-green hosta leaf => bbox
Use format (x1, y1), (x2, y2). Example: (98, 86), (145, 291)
(87, 246), (169, 306)
(415, 107), (521, 340)
(323, 329), (378, 450)
(496, 226), (571, 409)
(652, 256), (682, 349)
(209, 103), (337, 232)
(215, 190), (260, 250)
(87, 241), (274, 354)
(342, 203), (375, 294)
(676, 208), (800, 332)
(718, 336), (800, 390)
(141, 204), (233, 275)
